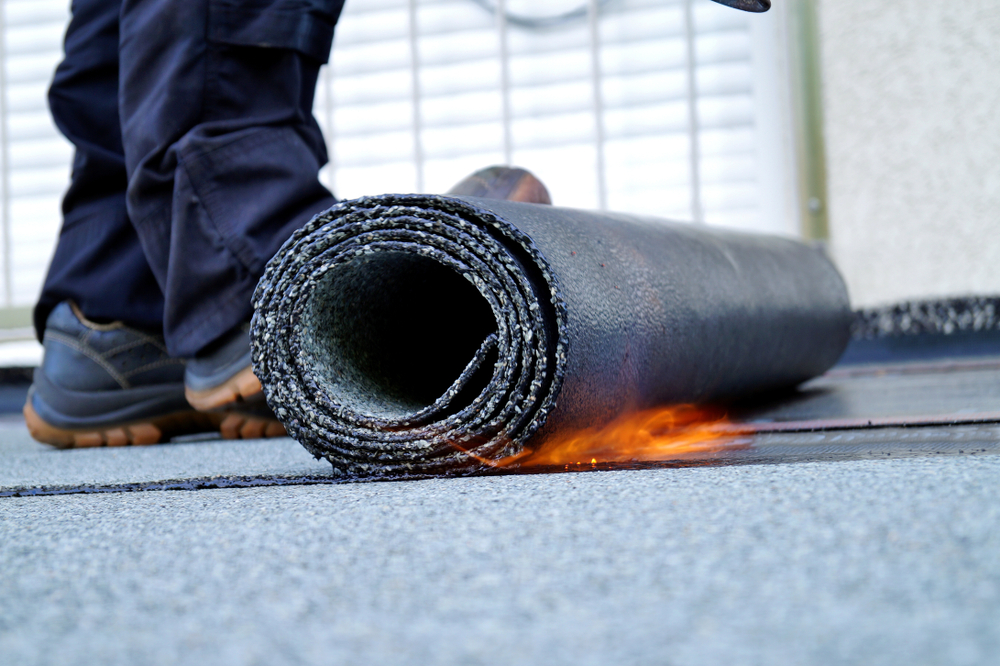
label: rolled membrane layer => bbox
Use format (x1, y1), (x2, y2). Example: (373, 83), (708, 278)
(252, 194), (851, 474)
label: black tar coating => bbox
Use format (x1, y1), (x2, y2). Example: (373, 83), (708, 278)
(6, 428), (1000, 497)
(251, 195), (851, 476)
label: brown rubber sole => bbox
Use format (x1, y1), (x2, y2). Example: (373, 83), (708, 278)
(24, 401), (286, 449)
(185, 365), (288, 440)
(25, 364), (287, 449)
(25, 401), (213, 449)
(185, 365), (265, 411)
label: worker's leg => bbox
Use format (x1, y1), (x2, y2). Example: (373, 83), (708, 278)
(25, 0), (344, 446)
(26, 0), (200, 447)
(37, 0), (164, 339)
(118, 0), (344, 359)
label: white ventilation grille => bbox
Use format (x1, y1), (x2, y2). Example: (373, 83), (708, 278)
(0, 0), (795, 313)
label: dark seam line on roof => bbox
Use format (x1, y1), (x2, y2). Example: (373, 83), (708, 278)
(3, 446), (998, 498)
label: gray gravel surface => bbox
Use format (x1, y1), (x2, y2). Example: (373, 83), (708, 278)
(3, 454), (998, 666)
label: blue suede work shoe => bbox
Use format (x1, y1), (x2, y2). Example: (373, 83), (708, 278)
(24, 302), (213, 448)
(185, 324), (286, 440)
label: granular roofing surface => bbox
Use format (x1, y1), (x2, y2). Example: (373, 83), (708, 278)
(3, 331), (1000, 665)
(3, 454), (998, 666)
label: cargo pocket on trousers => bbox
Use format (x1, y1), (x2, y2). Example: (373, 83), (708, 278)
(207, 0), (345, 63)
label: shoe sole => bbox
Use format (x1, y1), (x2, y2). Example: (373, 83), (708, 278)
(185, 366), (288, 440)
(25, 398), (286, 449)
(186, 365), (265, 411)
(24, 400), (216, 449)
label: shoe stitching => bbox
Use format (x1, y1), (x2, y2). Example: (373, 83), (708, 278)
(45, 330), (132, 390)
(67, 302), (171, 356)
(88, 327), (170, 357)
(103, 339), (149, 357)
(122, 357), (186, 379)
(104, 336), (170, 358)
(129, 330), (171, 355)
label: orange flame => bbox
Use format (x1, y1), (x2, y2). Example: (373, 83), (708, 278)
(497, 404), (748, 468)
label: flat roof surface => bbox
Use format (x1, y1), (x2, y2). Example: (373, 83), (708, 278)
(3, 451), (998, 666)
(3, 338), (1000, 665)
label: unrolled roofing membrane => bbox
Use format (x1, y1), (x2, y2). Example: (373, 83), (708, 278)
(252, 195), (851, 474)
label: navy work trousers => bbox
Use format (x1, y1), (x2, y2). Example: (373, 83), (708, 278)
(39, 0), (344, 357)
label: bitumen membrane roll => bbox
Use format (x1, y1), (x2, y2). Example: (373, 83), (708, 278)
(251, 194), (851, 475)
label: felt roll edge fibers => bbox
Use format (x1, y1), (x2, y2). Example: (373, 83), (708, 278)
(251, 194), (851, 475)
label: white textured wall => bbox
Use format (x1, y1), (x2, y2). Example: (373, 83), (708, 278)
(816, 0), (1000, 306)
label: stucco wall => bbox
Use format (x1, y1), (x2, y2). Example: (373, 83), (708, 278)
(815, 0), (1000, 306)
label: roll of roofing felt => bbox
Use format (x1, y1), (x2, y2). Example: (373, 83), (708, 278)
(251, 195), (851, 475)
